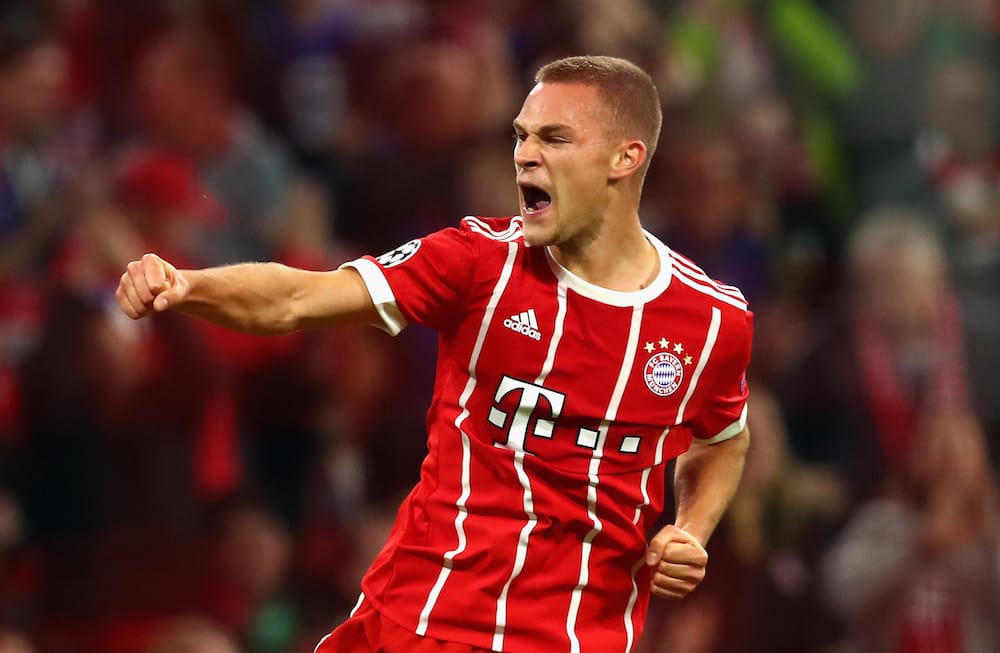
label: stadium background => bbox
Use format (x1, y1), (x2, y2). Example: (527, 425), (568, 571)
(0, 0), (997, 651)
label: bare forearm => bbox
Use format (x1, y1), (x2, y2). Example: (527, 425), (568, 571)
(673, 428), (750, 545)
(174, 263), (375, 335)
(174, 263), (304, 334)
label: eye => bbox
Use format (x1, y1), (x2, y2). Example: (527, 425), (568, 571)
(513, 130), (527, 143)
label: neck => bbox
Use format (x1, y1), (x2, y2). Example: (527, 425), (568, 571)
(550, 210), (659, 292)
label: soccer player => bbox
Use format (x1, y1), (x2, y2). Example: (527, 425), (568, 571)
(117, 56), (752, 653)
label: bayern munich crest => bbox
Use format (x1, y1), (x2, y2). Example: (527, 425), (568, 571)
(644, 352), (684, 397)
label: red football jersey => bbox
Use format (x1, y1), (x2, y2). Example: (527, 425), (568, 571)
(341, 216), (752, 653)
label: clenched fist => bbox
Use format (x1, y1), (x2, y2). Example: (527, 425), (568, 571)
(645, 524), (708, 599)
(116, 253), (189, 319)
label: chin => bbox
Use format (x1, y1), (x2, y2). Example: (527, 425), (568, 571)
(519, 210), (559, 248)
(520, 223), (553, 248)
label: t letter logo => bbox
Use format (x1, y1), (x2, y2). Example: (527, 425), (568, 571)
(488, 376), (565, 454)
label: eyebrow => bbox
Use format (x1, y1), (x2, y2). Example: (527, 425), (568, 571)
(512, 121), (575, 135)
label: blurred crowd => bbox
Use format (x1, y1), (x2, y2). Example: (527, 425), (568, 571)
(0, 0), (997, 652)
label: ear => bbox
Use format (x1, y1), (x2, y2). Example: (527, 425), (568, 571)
(608, 139), (648, 181)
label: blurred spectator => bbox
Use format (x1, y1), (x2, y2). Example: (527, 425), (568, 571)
(0, 5), (72, 449)
(200, 499), (298, 653)
(134, 25), (296, 264)
(860, 55), (1000, 458)
(15, 291), (127, 543)
(654, 128), (771, 303)
(14, 284), (222, 540)
(660, 0), (778, 106)
(863, 55), (998, 223)
(835, 0), (936, 192)
(822, 409), (1000, 653)
(337, 40), (496, 249)
(659, 0), (859, 223)
(779, 208), (970, 502)
(114, 149), (225, 260)
(61, 148), (225, 291)
(727, 92), (840, 389)
(250, 0), (353, 160)
(248, 0), (427, 176)
(836, 0), (997, 210)
(52, 0), (169, 148)
(731, 91), (821, 238)
(924, 0), (999, 89)
(0, 3), (69, 280)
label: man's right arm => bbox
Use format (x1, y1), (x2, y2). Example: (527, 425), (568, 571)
(117, 252), (379, 334)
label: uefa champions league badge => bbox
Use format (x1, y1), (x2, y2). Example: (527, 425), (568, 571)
(375, 238), (421, 268)
(641, 337), (694, 397)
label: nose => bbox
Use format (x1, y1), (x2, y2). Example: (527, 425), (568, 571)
(514, 136), (540, 170)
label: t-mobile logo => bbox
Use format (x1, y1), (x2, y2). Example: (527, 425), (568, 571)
(488, 376), (565, 454)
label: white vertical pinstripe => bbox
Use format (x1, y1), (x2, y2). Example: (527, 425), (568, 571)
(632, 428), (670, 525)
(492, 284), (568, 651)
(674, 307), (722, 425)
(416, 242), (520, 636)
(623, 558), (645, 653)
(566, 304), (644, 653)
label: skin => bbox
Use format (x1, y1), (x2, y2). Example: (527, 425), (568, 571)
(117, 78), (749, 602)
(513, 81), (658, 290)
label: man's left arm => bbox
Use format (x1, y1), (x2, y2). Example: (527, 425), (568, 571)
(645, 426), (750, 599)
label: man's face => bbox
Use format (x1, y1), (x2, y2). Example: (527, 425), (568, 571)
(512, 82), (618, 247)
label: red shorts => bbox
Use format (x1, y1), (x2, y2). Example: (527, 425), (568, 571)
(314, 595), (493, 653)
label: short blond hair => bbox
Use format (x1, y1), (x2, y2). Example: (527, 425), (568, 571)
(535, 56), (662, 167)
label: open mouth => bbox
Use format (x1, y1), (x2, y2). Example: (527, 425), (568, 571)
(519, 183), (552, 215)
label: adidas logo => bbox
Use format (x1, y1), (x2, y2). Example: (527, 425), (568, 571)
(503, 309), (542, 341)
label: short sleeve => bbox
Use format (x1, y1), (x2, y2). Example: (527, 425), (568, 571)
(688, 308), (753, 444)
(340, 223), (481, 335)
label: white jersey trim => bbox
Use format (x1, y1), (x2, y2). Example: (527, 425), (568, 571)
(668, 252), (746, 301)
(349, 592), (365, 616)
(463, 216), (524, 242)
(544, 231), (672, 307)
(670, 266), (748, 311)
(695, 403), (749, 445)
(313, 633), (332, 653)
(340, 258), (409, 335)
(417, 241), (520, 636)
